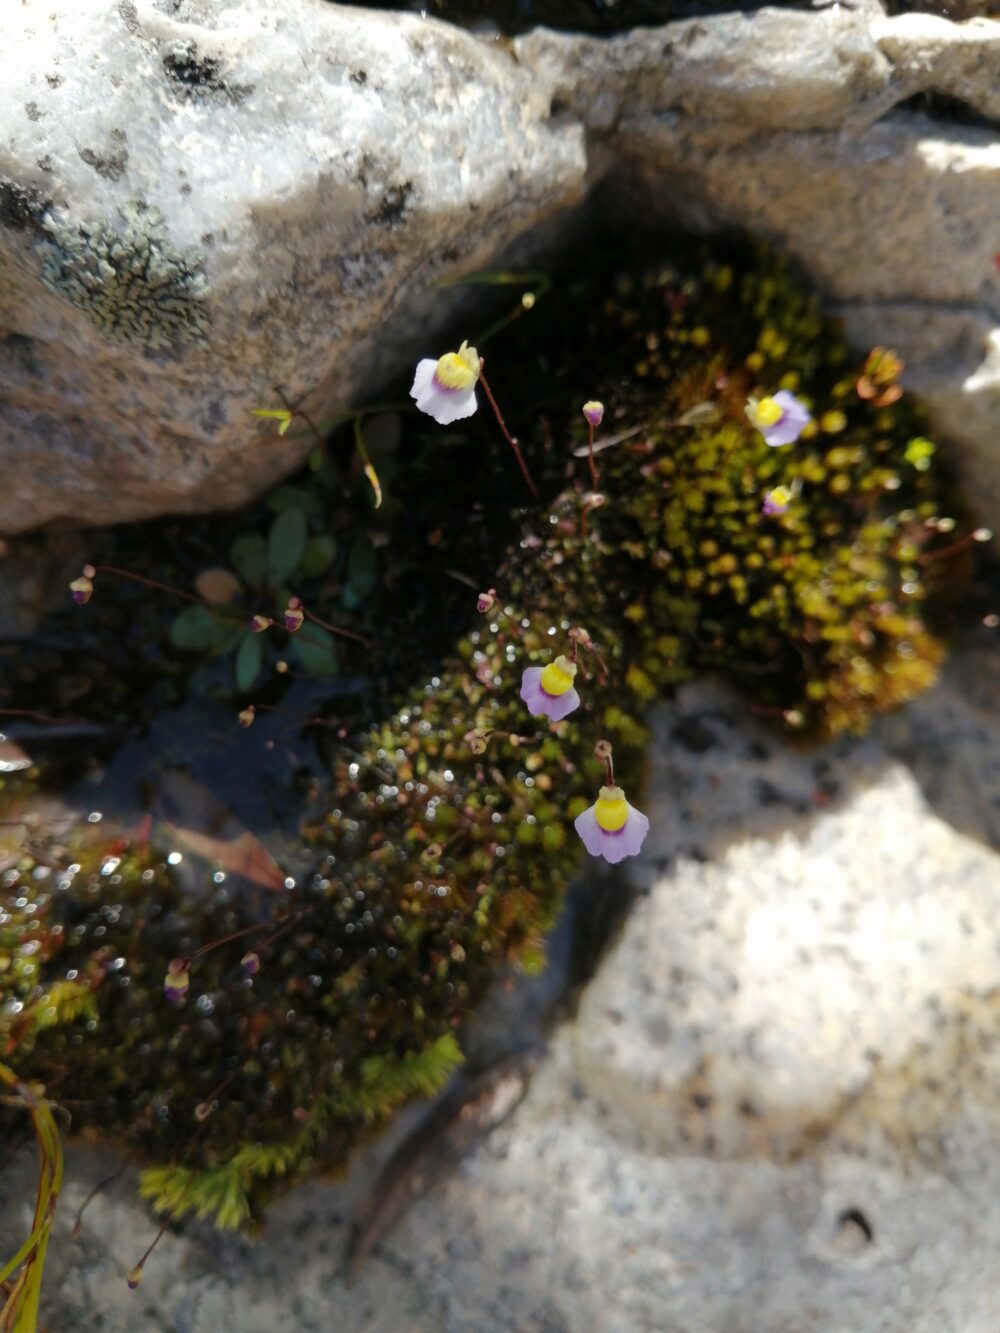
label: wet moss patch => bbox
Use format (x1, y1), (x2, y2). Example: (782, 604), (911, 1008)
(0, 239), (966, 1229)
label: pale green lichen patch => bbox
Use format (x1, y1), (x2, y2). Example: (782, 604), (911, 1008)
(35, 201), (210, 349)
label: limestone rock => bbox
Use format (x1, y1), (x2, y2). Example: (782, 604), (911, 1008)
(872, 13), (1000, 123)
(0, 0), (584, 532)
(4, 644), (1000, 1330)
(516, 8), (896, 133)
(1, 0), (999, 531)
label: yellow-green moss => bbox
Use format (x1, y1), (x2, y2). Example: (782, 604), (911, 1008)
(0, 241), (963, 1228)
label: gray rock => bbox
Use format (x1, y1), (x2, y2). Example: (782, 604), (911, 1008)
(516, 8), (896, 134)
(0, 0), (583, 532)
(4, 641), (1000, 1331)
(1, 1), (998, 528)
(872, 13), (1000, 123)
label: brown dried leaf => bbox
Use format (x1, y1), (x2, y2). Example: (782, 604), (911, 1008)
(194, 567), (243, 605)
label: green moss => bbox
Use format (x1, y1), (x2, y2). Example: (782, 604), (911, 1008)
(0, 240), (964, 1228)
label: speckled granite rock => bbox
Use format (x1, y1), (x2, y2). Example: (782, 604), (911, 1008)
(2, 1), (999, 531)
(4, 639), (999, 1332)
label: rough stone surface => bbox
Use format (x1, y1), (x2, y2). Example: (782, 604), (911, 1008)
(4, 638), (999, 1331)
(0, 0), (584, 532)
(872, 13), (1000, 122)
(1, 2), (999, 531)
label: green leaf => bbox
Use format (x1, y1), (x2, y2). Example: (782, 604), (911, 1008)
(229, 532), (267, 591)
(169, 606), (229, 653)
(291, 625), (339, 678)
(266, 485), (323, 517)
(234, 631), (263, 692)
(300, 534), (338, 578)
(251, 407), (293, 435)
(677, 401), (721, 428)
(347, 534), (378, 599)
(267, 508), (308, 589)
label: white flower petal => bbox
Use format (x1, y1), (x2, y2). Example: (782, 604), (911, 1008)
(410, 359), (437, 400)
(545, 686), (580, 721)
(574, 806), (603, 856)
(600, 829), (632, 864)
(430, 385), (478, 425)
(619, 804), (650, 857)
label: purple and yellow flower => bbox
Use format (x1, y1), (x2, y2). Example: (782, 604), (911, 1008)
(69, 564), (97, 605)
(574, 785), (650, 864)
(762, 484), (793, 517)
(163, 959), (190, 1005)
(410, 341), (481, 425)
(241, 950), (260, 976)
(520, 655), (580, 721)
(69, 575), (93, 605)
(582, 400), (604, 428)
(745, 390), (811, 447)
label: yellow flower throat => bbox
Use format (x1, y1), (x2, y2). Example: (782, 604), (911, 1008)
(595, 785), (628, 832)
(434, 341), (481, 391)
(540, 655), (577, 697)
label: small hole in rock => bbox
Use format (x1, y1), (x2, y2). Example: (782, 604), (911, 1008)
(836, 1207), (874, 1246)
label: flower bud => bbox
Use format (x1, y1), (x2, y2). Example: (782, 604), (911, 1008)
(127, 1266), (144, 1290)
(163, 959), (190, 1005)
(594, 739), (613, 762)
(762, 486), (792, 517)
(283, 606), (304, 633)
(241, 950), (260, 976)
(476, 588), (496, 615)
(70, 575), (94, 605)
(464, 730), (488, 756)
(250, 614), (271, 634)
(582, 401), (604, 428)
(238, 706), (255, 728)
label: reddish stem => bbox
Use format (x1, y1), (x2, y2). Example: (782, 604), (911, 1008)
(918, 531), (984, 565)
(190, 921), (272, 963)
(586, 640), (610, 685)
(94, 565), (206, 608)
(276, 387), (325, 450)
(587, 420), (599, 490)
(478, 364), (539, 501)
(301, 606), (371, 649)
(130, 1219), (170, 1281)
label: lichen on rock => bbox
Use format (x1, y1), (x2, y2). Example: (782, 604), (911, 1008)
(0, 240), (965, 1232)
(34, 201), (210, 350)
